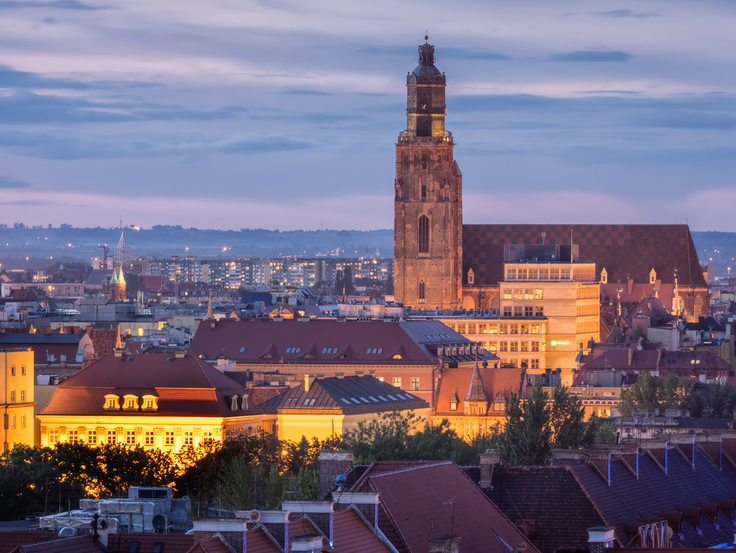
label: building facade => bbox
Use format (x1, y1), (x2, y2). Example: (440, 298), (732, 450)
(0, 349), (35, 450)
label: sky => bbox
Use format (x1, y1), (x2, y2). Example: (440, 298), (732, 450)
(1, 0), (735, 231)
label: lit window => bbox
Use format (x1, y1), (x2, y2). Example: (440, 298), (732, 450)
(107, 431), (116, 444)
(524, 289), (533, 300)
(531, 324), (540, 334)
(105, 397), (118, 410)
(503, 291), (512, 300)
(411, 377), (420, 391)
(393, 377), (402, 388)
(514, 290), (522, 300)
(487, 342), (497, 352)
(165, 432), (174, 446)
(489, 324), (498, 334)
(535, 289), (543, 299)
(125, 398), (138, 410)
(49, 429), (59, 444)
(143, 398), (156, 410)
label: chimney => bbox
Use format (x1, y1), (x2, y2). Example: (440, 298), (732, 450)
(479, 450), (501, 489)
(319, 450), (353, 499)
(587, 526), (615, 553)
(281, 500), (334, 545)
(627, 346), (634, 367)
(175, 349), (186, 359)
(429, 535), (461, 553)
(305, 374), (313, 392)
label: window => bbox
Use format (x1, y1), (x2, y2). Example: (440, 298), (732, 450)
(531, 342), (540, 352)
(499, 324), (508, 334)
(528, 267), (538, 279)
(125, 398), (137, 410)
(487, 341), (497, 352)
(10, 390), (15, 403)
(49, 429), (59, 444)
(509, 324), (518, 334)
(531, 359), (540, 369)
(535, 289), (543, 299)
(322, 347), (338, 354)
(165, 432), (174, 446)
(509, 342), (518, 352)
(126, 431), (136, 445)
(9, 415), (15, 429)
(503, 306), (511, 317)
(88, 430), (97, 444)
(524, 306), (533, 317)
(520, 324), (529, 334)
(20, 415), (26, 429)
(143, 398), (155, 410)
(520, 359), (529, 368)
(20, 389), (25, 402)
(531, 324), (540, 334)
(421, 154), (427, 169)
(285, 347), (301, 354)
(411, 377), (420, 391)
(561, 267), (571, 279)
(421, 184), (427, 199)
(518, 268), (527, 280)
(539, 267), (549, 279)
(105, 397), (118, 410)
(10, 366), (15, 376)
(514, 306), (523, 317)
(506, 267), (516, 280)
(366, 348), (383, 354)
(514, 289), (522, 300)
(535, 306), (544, 317)
(393, 377), (402, 388)
(418, 216), (429, 253)
(67, 429), (78, 442)
(184, 431), (193, 446)
(488, 324), (498, 334)
(499, 341), (508, 352)
(550, 267), (560, 279)
(520, 342), (529, 352)
(107, 430), (117, 444)
(419, 280), (426, 300)
(503, 290), (512, 300)
(524, 289), (533, 299)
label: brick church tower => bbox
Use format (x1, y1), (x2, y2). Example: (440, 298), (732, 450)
(394, 37), (463, 310)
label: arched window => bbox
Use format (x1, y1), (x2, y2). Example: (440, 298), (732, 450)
(418, 215), (429, 253)
(421, 185), (427, 199)
(421, 155), (427, 169)
(419, 280), (426, 300)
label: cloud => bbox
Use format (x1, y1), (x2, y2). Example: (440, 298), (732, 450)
(0, 65), (91, 90)
(593, 9), (658, 18)
(0, 92), (247, 125)
(0, 0), (108, 10)
(282, 89), (332, 96)
(0, 175), (30, 188)
(0, 200), (50, 206)
(355, 44), (509, 61)
(548, 50), (632, 62)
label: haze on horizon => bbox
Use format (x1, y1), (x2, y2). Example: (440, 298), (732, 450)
(1, 1), (735, 232)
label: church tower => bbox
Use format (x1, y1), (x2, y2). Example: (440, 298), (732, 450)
(394, 37), (463, 310)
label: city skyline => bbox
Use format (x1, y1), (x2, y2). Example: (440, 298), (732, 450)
(1, 1), (735, 231)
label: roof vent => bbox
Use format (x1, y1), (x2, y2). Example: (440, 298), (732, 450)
(166, 357), (174, 363)
(175, 350), (186, 359)
(126, 357), (133, 363)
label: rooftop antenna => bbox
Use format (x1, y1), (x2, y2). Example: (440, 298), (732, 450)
(541, 232), (546, 245)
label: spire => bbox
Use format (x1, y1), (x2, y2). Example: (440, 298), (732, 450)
(110, 269), (118, 285)
(115, 324), (121, 349)
(117, 267), (126, 284)
(418, 34), (435, 65)
(465, 357), (487, 402)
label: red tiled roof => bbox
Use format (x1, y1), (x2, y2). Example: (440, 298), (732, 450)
(185, 537), (232, 553)
(0, 533), (59, 553)
(243, 528), (281, 553)
(463, 224), (706, 287)
(359, 462), (539, 553)
(39, 353), (258, 418)
(190, 318), (483, 367)
(86, 328), (118, 358)
(248, 385), (290, 407)
(434, 366), (525, 415)
(10, 535), (101, 553)
(332, 508), (393, 553)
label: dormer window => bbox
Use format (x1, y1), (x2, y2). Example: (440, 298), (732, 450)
(141, 395), (158, 411)
(230, 396), (239, 411)
(123, 395), (139, 411)
(449, 390), (459, 411)
(104, 395), (120, 411)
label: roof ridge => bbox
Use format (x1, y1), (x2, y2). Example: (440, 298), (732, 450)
(368, 460), (453, 479)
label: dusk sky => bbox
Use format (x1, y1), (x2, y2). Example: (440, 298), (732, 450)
(1, 1), (735, 231)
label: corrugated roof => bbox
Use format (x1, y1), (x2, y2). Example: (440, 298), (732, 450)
(258, 375), (428, 414)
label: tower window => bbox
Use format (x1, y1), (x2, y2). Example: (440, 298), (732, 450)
(418, 215), (429, 253)
(421, 155), (427, 169)
(421, 184), (427, 199)
(419, 280), (426, 300)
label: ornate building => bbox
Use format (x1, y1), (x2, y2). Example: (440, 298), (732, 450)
(393, 37), (463, 310)
(394, 38), (708, 320)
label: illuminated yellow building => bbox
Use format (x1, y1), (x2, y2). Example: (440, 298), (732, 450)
(258, 374), (430, 442)
(0, 349), (35, 450)
(37, 351), (264, 452)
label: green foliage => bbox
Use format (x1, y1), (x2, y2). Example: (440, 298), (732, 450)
(609, 321), (624, 343)
(549, 384), (598, 450)
(499, 382), (551, 465)
(631, 325), (646, 341)
(618, 372), (695, 416)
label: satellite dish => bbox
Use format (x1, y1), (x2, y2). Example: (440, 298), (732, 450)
(152, 515), (166, 533)
(249, 509), (261, 523)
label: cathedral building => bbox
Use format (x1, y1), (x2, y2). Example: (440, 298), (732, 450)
(394, 38), (708, 320)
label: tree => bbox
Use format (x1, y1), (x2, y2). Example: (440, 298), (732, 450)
(549, 384), (598, 450)
(499, 383), (551, 465)
(631, 325), (646, 341)
(609, 321), (624, 343)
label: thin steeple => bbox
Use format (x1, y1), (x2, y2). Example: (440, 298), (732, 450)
(465, 356), (487, 403)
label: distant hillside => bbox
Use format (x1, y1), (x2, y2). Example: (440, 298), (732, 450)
(0, 226), (733, 275)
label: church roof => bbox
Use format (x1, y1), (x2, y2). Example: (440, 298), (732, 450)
(462, 224), (706, 288)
